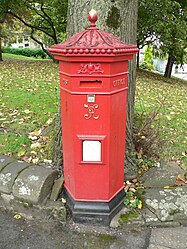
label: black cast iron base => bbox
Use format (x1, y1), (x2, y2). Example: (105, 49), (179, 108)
(63, 189), (125, 226)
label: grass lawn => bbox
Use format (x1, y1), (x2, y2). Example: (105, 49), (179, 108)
(136, 70), (187, 167)
(0, 54), (187, 167)
(2, 53), (49, 61)
(0, 54), (59, 163)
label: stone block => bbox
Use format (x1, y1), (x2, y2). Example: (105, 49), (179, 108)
(143, 186), (187, 223)
(42, 200), (66, 222)
(148, 244), (170, 249)
(140, 161), (185, 188)
(50, 175), (64, 201)
(0, 155), (16, 172)
(1, 193), (15, 204)
(0, 161), (29, 194)
(12, 166), (57, 204)
(149, 227), (187, 249)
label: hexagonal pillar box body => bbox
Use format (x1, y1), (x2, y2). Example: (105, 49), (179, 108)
(49, 10), (138, 225)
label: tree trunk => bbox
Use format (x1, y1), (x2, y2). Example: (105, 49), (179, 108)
(164, 54), (175, 78)
(0, 2), (11, 62)
(0, 37), (2, 62)
(137, 50), (140, 68)
(0, 25), (3, 62)
(55, 0), (138, 178)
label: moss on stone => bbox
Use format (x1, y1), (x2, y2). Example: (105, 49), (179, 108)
(119, 211), (139, 225)
(98, 234), (113, 241)
(169, 209), (180, 216)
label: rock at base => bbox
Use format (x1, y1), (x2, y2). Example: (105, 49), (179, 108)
(143, 186), (187, 224)
(0, 161), (29, 194)
(12, 166), (57, 204)
(140, 161), (185, 188)
(50, 175), (64, 201)
(0, 155), (16, 172)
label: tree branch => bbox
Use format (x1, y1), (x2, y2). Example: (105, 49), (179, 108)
(30, 29), (55, 61)
(40, 2), (58, 43)
(0, 0), (12, 23)
(7, 9), (55, 40)
(0, 13), (7, 23)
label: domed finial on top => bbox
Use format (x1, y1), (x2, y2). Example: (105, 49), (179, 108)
(88, 9), (98, 28)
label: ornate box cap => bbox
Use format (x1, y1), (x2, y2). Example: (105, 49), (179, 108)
(49, 9), (138, 56)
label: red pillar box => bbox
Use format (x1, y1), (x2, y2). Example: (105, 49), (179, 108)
(49, 10), (138, 225)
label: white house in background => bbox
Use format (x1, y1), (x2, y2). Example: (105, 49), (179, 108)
(2, 31), (40, 49)
(139, 46), (146, 64)
(140, 46), (187, 79)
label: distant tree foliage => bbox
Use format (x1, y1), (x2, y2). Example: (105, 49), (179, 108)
(0, 0), (12, 61)
(138, 0), (187, 78)
(0, 0), (68, 60)
(1, 0), (186, 77)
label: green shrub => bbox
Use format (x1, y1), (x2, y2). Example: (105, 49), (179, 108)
(140, 61), (154, 70)
(144, 45), (153, 64)
(2, 47), (47, 59)
(140, 45), (154, 70)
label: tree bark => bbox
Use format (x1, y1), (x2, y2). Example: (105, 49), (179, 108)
(0, 12), (8, 62)
(55, 0), (138, 178)
(0, 25), (3, 62)
(137, 49), (140, 68)
(164, 54), (175, 78)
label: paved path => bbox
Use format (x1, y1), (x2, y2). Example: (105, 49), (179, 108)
(0, 209), (150, 249)
(172, 73), (187, 80)
(148, 227), (187, 249)
(136, 161), (187, 227)
(1, 209), (187, 249)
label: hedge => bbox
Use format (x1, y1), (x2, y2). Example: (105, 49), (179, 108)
(2, 47), (47, 59)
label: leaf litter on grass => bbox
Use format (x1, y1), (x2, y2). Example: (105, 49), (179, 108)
(136, 69), (187, 168)
(0, 58), (59, 164)
(1, 59), (187, 168)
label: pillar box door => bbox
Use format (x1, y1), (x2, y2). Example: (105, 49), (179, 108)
(49, 9), (138, 225)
